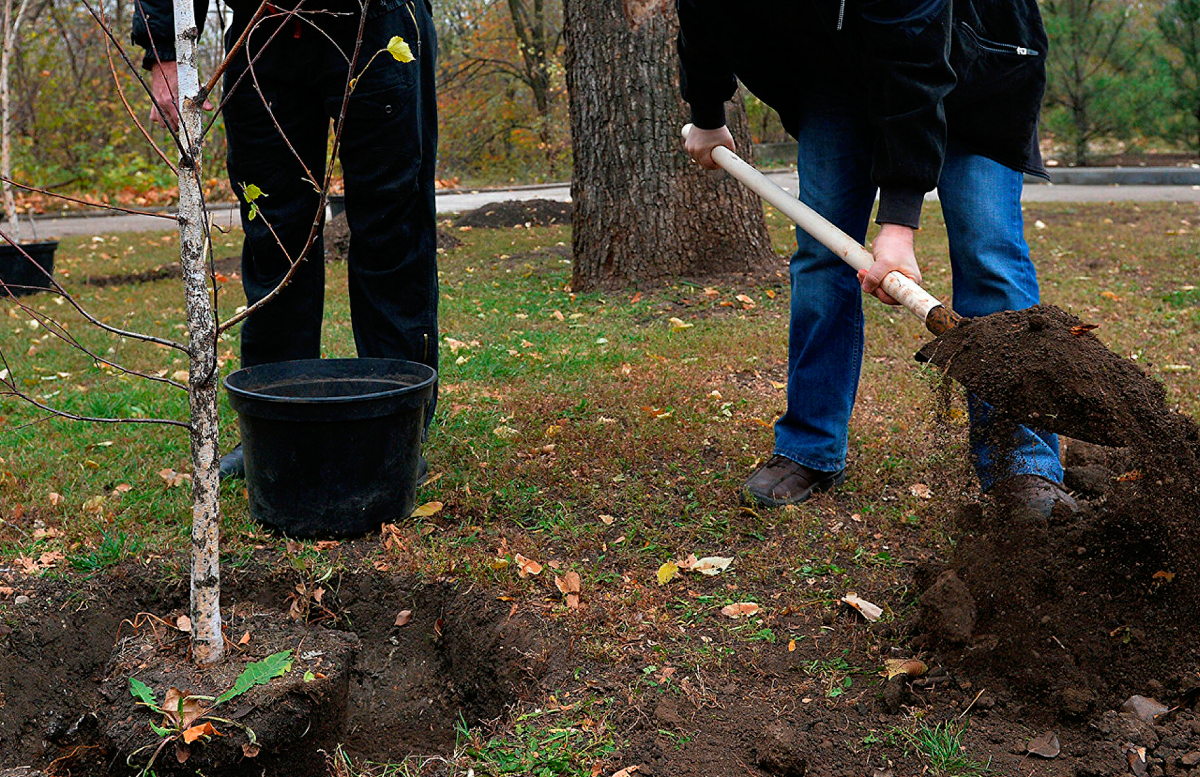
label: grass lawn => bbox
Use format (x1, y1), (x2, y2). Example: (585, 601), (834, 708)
(1, 200), (1198, 775)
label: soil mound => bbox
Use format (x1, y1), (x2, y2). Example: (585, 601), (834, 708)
(83, 256), (241, 288)
(453, 198), (571, 229)
(0, 568), (549, 775)
(915, 305), (1200, 721)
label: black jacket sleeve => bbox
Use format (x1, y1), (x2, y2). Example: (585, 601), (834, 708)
(858, 0), (955, 228)
(131, 0), (209, 71)
(676, 0), (738, 130)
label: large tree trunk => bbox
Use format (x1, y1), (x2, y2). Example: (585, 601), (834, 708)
(563, 0), (774, 291)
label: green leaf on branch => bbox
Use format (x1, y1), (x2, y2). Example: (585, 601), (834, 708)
(215, 650), (293, 706)
(242, 183), (265, 202)
(129, 677), (158, 708)
(387, 36), (415, 63)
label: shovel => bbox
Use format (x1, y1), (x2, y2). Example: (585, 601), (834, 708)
(681, 125), (1185, 449)
(680, 124), (962, 337)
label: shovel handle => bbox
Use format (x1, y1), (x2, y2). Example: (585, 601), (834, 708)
(681, 125), (960, 335)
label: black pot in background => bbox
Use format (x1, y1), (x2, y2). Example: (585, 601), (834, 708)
(0, 241), (58, 296)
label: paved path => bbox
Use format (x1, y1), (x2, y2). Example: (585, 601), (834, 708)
(12, 171), (1200, 239)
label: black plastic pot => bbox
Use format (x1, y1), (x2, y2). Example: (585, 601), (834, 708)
(0, 241), (58, 296)
(224, 358), (437, 539)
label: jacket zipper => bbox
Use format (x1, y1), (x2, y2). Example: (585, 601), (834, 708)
(837, 0), (845, 31)
(961, 22), (1038, 56)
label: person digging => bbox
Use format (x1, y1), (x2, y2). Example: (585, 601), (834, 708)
(677, 0), (1077, 517)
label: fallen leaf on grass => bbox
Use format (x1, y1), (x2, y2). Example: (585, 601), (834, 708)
(411, 501), (443, 518)
(841, 593), (883, 622)
(514, 553), (543, 578)
(720, 602), (760, 619)
(493, 425), (520, 439)
(599, 514), (615, 525)
(1100, 290), (1121, 301)
(668, 317), (693, 331)
(736, 294), (756, 309)
(48, 492), (62, 506)
(676, 554), (733, 576)
(181, 721), (221, 744)
(31, 526), (62, 540)
(395, 610), (413, 627)
(1027, 731), (1060, 759)
(909, 483), (932, 499)
(657, 562), (678, 585)
(881, 658), (928, 680)
(444, 337), (469, 354)
(555, 572), (581, 595)
(158, 468), (192, 488)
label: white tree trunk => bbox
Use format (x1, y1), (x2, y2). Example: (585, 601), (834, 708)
(1, 0), (29, 243)
(174, 0), (223, 667)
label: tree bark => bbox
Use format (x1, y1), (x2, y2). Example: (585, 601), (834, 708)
(173, 0), (223, 667)
(1, 0), (30, 242)
(563, 0), (774, 291)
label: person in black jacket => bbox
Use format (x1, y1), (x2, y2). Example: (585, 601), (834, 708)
(133, 0), (439, 480)
(679, 0), (1076, 516)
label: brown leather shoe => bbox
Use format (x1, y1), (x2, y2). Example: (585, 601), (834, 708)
(744, 454), (846, 507)
(992, 474), (1079, 520)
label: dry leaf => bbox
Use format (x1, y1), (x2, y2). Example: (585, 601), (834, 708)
(720, 602), (760, 619)
(882, 658), (928, 680)
(158, 468), (191, 488)
(1027, 731), (1061, 759)
(566, 593), (580, 609)
(162, 688), (207, 729)
(444, 337), (469, 353)
(611, 766), (641, 777)
(735, 294), (756, 309)
(48, 492), (62, 506)
(1100, 290), (1121, 301)
(1069, 324), (1099, 336)
(493, 425), (520, 439)
(657, 562), (678, 585)
(514, 553), (543, 578)
(238, 631), (251, 646)
(176, 615), (192, 633)
(181, 721), (220, 744)
(600, 514), (615, 525)
(1153, 570), (1175, 583)
(909, 483), (932, 499)
(242, 743), (261, 758)
(691, 556), (733, 576)
(668, 317), (693, 331)
(555, 572), (581, 595)
(787, 639), (796, 652)
(842, 593), (883, 622)
(395, 610), (413, 627)
(411, 501), (444, 518)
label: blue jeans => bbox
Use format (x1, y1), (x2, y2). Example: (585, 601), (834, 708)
(775, 101), (1061, 491)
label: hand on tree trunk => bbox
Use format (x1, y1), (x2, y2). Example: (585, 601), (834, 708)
(149, 61), (213, 132)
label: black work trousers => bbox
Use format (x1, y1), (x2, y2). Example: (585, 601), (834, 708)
(223, 0), (439, 411)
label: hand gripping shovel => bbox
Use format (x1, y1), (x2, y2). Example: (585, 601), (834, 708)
(681, 124), (962, 336)
(681, 125), (1183, 449)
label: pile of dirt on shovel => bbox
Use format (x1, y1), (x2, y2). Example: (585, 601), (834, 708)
(913, 304), (1200, 722)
